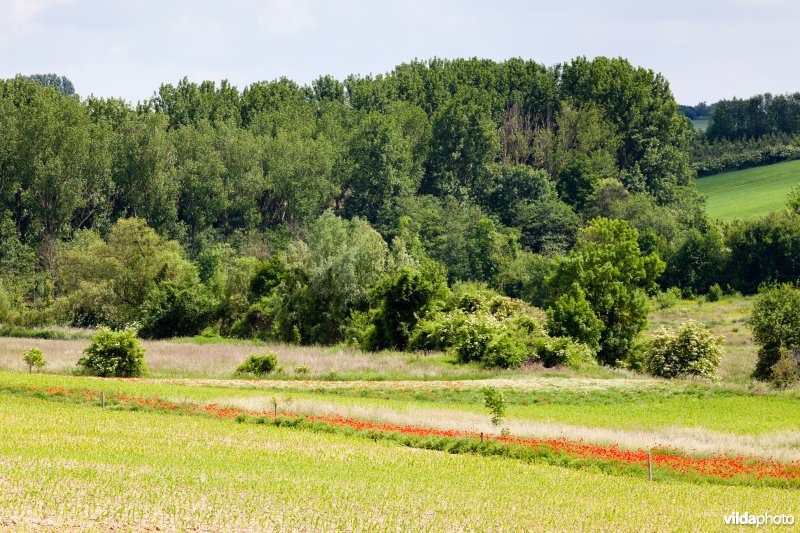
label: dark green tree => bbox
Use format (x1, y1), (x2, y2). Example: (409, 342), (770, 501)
(548, 218), (664, 365)
(366, 262), (447, 350)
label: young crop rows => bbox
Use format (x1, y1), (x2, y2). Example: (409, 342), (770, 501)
(5, 384), (799, 489)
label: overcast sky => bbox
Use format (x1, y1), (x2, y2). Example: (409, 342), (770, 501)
(1, 0), (797, 105)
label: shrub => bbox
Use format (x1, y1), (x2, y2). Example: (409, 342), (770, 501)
(408, 309), (468, 352)
(707, 283), (723, 302)
(23, 347), (46, 373)
(448, 282), (499, 313)
(654, 287), (682, 310)
(236, 353), (279, 376)
(409, 287), (546, 352)
(748, 283), (800, 379)
(644, 321), (722, 379)
(620, 339), (649, 372)
(482, 329), (530, 369)
(451, 313), (502, 365)
(139, 283), (218, 339)
(534, 337), (595, 369)
(770, 348), (800, 389)
(78, 328), (146, 378)
(408, 287), (551, 369)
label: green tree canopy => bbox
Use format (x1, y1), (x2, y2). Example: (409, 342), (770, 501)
(548, 217), (664, 365)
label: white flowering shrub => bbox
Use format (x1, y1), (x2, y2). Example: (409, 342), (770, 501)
(644, 320), (722, 379)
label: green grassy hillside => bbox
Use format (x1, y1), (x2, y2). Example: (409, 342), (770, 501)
(696, 159), (800, 221)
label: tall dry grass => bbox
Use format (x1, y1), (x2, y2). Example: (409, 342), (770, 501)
(216, 395), (800, 461)
(0, 336), (476, 379)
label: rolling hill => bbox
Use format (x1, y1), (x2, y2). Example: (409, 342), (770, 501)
(695, 159), (800, 221)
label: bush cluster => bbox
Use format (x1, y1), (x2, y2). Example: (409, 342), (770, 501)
(654, 287), (682, 310)
(644, 321), (722, 380)
(408, 283), (591, 369)
(706, 283), (723, 302)
(77, 328), (147, 378)
(236, 353), (279, 376)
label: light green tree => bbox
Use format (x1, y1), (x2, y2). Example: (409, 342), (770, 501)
(23, 347), (46, 373)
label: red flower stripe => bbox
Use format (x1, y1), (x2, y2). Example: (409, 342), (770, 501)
(14, 385), (800, 483)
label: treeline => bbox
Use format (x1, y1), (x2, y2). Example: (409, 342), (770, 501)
(0, 57), (696, 281)
(690, 93), (800, 176)
(707, 93), (800, 141)
(679, 102), (716, 120)
(690, 133), (800, 176)
(0, 56), (782, 370)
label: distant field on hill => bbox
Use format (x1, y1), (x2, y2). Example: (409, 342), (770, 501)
(696, 159), (800, 221)
(691, 117), (709, 131)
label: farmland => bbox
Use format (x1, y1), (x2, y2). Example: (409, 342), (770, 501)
(696, 159), (800, 221)
(1, 293), (800, 530)
(3, 392), (799, 531)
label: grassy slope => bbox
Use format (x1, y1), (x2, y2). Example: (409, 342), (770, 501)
(1, 393), (797, 531)
(696, 159), (800, 221)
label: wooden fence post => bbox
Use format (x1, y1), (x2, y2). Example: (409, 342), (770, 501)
(648, 449), (652, 481)
(101, 390), (105, 409)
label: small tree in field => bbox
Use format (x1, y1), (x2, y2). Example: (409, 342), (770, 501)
(482, 386), (506, 426)
(23, 347), (46, 373)
(78, 328), (146, 377)
(748, 283), (800, 380)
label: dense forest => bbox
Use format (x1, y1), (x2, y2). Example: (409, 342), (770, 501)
(2, 57), (799, 371)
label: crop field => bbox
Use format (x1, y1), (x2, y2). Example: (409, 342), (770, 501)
(1, 383), (800, 531)
(1, 295), (799, 530)
(696, 159), (800, 221)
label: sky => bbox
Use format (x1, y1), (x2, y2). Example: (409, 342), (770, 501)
(0, 0), (798, 105)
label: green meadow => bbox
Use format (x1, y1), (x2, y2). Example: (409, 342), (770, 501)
(697, 159), (800, 221)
